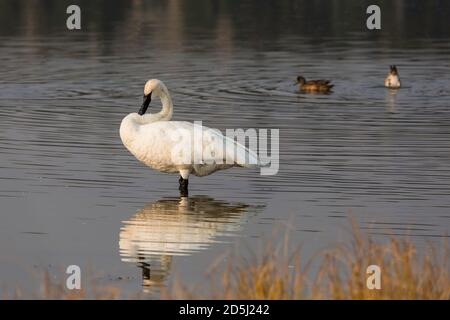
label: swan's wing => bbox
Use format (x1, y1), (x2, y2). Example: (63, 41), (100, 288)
(198, 124), (260, 167)
(167, 122), (260, 167)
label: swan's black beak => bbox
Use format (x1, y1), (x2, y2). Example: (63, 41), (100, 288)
(138, 93), (152, 115)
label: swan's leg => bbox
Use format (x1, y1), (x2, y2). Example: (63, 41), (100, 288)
(178, 169), (190, 197)
(178, 176), (188, 196)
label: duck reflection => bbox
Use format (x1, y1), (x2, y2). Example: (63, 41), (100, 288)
(386, 88), (398, 113)
(119, 196), (256, 293)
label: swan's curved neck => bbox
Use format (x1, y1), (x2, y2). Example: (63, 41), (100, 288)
(157, 89), (173, 121)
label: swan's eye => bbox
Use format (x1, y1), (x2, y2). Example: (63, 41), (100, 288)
(143, 92), (152, 101)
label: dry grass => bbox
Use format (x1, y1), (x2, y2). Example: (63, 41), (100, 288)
(2, 271), (122, 300)
(3, 221), (449, 299)
(168, 221), (450, 300)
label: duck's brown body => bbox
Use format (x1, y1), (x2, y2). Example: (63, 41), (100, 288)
(296, 76), (333, 93)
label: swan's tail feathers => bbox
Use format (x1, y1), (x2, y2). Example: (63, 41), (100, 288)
(238, 162), (260, 169)
(202, 127), (263, 168)
(239, 159), (272, 169)
(234, 145), (262, 168)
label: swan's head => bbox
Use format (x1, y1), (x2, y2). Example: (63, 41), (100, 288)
(139, 79), (168, 115)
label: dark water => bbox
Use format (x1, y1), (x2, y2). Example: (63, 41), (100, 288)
(0, 0), (449, 296)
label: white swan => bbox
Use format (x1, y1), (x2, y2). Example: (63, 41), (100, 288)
(120, 79), (260, 195)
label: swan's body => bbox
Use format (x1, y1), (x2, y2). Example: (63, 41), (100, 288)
(120, 79), (260, 195)
(384, 65), (401, 89)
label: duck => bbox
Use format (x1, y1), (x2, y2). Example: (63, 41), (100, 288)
(384, 65), (401, 89)
(119, 79), (261, 196)
(296, 76), (334, 93)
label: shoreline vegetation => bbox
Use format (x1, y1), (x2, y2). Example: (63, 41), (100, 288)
(3, 221), (449, 300)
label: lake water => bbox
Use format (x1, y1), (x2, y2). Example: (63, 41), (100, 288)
(0, 1), (449, 297)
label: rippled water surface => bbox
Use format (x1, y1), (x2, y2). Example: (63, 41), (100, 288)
(0, 1), (449, 296)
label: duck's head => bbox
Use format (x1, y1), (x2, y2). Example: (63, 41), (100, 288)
(296, 76), (306, 85)
(389, 65), (399, 76)
(139, 79), (168, 115)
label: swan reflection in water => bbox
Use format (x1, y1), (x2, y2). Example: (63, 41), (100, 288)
(119, 196), (259, 293)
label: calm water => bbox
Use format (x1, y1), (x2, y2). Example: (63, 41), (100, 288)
(0, 1), (449, 296)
